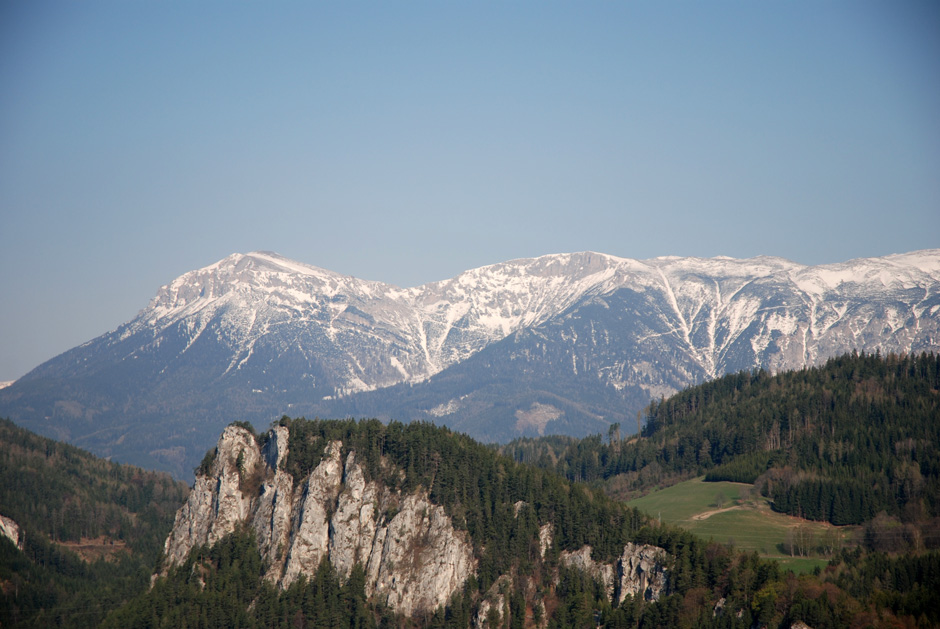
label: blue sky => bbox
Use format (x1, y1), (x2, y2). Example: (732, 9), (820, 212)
(1, 1), (938, 381)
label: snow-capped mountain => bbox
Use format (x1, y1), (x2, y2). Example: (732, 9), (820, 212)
(2, 249), (938, 478)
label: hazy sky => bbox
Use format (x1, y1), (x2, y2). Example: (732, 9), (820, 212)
(1, 1), (938, 381)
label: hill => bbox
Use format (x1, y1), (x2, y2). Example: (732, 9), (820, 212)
(0, 418), (189, 628)
(627, 477), (846, 574)
(106, 418), (940, 627)
(502, 352), (940, 533)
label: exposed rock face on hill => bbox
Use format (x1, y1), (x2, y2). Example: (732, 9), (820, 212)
(0, 515), (22, 550)
(560, 543), (668, 604)
(161, 425), (475, 616)
(617, 542), (670, 602)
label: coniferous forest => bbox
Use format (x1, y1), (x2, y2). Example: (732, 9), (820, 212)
(503, 352), (940, 529)
(1, 352), (939, 627)
(101, 415), (940, 628)
(0, 419), (189, 627)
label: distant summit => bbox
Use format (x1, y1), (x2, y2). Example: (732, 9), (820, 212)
(2, 249), (938, 478)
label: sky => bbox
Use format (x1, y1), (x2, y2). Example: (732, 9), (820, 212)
(1, 1), (938, 382)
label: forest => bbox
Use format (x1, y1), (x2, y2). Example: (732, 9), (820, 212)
(105, 410), (940, 628)
(502, 352), (940, 530)
(0, 418), (190, 627)
(2, 352), (939, 627)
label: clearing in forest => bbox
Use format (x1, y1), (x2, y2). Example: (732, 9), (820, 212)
(627, 477), (852, 573)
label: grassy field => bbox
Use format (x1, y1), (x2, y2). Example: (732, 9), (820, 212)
(627, 477), (854, 573)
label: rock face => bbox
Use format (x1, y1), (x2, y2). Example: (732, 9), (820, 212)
(538, 522), (553, 559)
(561, 545), (617, 600)
(618, 542), (669, 602)
(161, 425), (475, 616)
(560, 543), (668, 604)
(0, 515), (21, 550)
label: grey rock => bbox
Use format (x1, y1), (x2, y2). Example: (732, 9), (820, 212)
(561, 542), (669, 604)
(560, 545), (616, 601)
(0, 515), (22, 550)
(618, 542), (668, 602)
(280, 440), (343, 587)
(160, 426), (475, 615)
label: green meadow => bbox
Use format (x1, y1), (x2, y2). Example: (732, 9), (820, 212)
(627, 477), (852, 573)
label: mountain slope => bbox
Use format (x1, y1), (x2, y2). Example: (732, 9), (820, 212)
(106, 418), (940, 628)
(109, 418), (667, 626)
(0, 419), (189, 628)
(1, 249), (938, 477)
(502, 351), (940, 531)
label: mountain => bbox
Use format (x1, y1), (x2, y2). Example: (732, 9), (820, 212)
(104, 418), (940, 628)
(1, 249), (938, 477)
(143, 420), (664, 623)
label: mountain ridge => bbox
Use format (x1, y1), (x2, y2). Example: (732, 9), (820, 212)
(1, 248), (937, 477)
(100, 247), (940, 385)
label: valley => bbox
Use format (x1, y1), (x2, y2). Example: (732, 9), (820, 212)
(2, 351), (939, 626)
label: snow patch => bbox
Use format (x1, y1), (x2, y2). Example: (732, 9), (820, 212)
(389, 356), (410, 380)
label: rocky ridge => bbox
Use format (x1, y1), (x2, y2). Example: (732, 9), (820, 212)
(96, 249), (940, 394)
(127, 249), (940, 390)
(161, 425), (475, 616)
(471, 529), (669, 627)
(161, 423), (672, 620)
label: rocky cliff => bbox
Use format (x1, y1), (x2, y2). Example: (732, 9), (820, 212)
(0, 515), (21, 550)
(160, 422), (674, 620)
(161, 425), (475, 616)
(560, 543), (668, 604)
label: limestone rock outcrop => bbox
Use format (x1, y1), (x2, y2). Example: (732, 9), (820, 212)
(160, 425), (475, 616)
(618, 542), (669, 601)
(163, 425), (260, 566)
(560, 545), (616, 600)
(560, 542), (669, 604)
(0, 514), (22, 550)
(538, 523), (553, 559)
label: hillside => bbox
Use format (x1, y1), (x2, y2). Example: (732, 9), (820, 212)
(502, 352), (940, 531)
(105, 418), (940, 628)
(2, 249), (937, 479)
(0, 418), (190, 628)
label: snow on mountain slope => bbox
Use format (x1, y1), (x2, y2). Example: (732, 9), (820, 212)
(1, 248), (937, 477)
(106, 248), (940, 395)
(121, 251), (420, 393)
(116, 251), (655, 393)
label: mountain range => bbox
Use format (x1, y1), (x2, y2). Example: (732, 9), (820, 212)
(1, 249), (938, 477)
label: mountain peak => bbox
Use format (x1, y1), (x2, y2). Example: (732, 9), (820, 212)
(241, 251), (355, 281)
(2, 248), (937, 478)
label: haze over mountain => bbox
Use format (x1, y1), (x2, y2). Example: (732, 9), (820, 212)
(1, 249), (938, 478)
